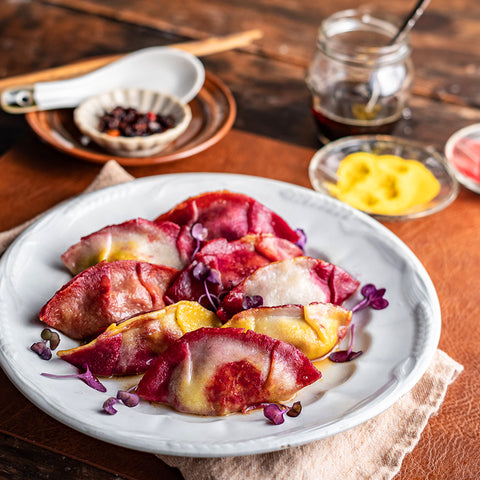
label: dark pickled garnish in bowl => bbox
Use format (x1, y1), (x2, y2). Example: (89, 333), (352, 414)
(98, 106), (176, 137)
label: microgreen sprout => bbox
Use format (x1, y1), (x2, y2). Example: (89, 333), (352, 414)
(295, 228), (307, 251)
(193, 261), (222, 310)
(42, 363), (107, 392)
(351, 284), (389, 313)
(103, 389), (140, 415)
(329, 324), (363, 363)
(242, 295), (263, 310)
(264, 401), (302, 425)
(30, 328), (61, 360)
(191, 223), (208, 259)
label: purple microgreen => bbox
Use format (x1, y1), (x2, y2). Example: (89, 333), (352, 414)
(103, 397), (119, 415)
(206, 268), (221, 285)
(329, 325), (363, 362)
(295, 228), (307, 250)
(40, 328), (60, 350)
(191, 223), (208, 258)
(264, 401), (303, 425)
(199, 288), (221, 311)
(30, 341), (52, 360)
(242, 295), (264, 310)
(264, 403), (288, 425)
(193, 262), (222, 310)
(351, 283), (389, 313)
(117, 390), (139, 408)
(286, 401), (302, 417)
(192, 262), (211, 282)
(41, 363), (107, 392)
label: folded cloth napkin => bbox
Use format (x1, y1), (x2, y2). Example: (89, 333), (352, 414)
(0, 160), (463, 480)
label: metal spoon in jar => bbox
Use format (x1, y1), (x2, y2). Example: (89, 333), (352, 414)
(389, 0), (431, 45)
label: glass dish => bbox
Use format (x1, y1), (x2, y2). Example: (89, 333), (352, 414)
(309, 135), (459, 221)
(444, 123), (480, 194)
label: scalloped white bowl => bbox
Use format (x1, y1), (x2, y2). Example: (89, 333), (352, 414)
(73, 89), (192, 157)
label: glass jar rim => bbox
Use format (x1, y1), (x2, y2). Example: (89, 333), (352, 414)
(318, 7), (410, 66)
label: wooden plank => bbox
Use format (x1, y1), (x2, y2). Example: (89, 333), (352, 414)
(34, 0), (480, 107)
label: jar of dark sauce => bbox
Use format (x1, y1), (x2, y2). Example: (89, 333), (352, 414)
(306, 8), (413, 142)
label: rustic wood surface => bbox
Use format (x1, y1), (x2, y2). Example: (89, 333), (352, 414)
(0, 0), (479, 479)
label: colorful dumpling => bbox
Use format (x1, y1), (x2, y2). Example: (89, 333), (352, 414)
(57, 301), (221, 375)
(216, 256), (360, 322)
(223, 303), (352, 359)
(136, 327), (321, 416)
(61, 218), (185, 275)
(165, 234), (303, 308)
(39, 260), (178, 340)
(154, 190), (303, 260)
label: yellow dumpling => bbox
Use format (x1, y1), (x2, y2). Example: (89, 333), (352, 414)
(222, 302), (352, 359)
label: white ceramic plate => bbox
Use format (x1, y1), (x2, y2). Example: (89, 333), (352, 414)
(0, 173), (440, 457)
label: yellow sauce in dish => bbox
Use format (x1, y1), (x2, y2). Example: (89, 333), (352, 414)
(328, 152), (441, 215)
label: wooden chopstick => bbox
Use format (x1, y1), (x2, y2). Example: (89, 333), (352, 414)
(0, 29), (263, 91)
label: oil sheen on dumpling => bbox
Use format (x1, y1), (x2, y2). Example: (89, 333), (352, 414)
(216, 256), (360, 322)
(57, 301), (221, 375)
(39, 260), (178, 340)
(136, 327), (321, 416)
(61, 218), (185, 275)
(223, 303), (352, 359)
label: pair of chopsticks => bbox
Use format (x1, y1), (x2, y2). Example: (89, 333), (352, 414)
(0, 29), (263, 92)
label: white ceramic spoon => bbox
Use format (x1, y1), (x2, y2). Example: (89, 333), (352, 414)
(1, 47), (205, 113)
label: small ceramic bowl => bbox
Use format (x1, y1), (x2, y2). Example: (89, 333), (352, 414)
(444, 123), (480, 194)
(73, 89), (192, 157)
(308, 135), (459, 221)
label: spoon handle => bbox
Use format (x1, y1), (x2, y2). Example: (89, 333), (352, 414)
(390, 0), (431, 44)
(0, 29), (263, 93)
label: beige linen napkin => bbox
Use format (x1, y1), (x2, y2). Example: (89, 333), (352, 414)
(0, 160), (463, 480)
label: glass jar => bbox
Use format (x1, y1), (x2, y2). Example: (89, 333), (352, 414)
(306, 7), (414, 142)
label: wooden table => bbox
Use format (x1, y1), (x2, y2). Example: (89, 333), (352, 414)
(0, 1), (479, 479)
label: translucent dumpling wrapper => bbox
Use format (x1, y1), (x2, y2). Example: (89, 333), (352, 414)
(136, 327), (321, 416)
(61, 218), (185, 275)
(155, 190), (303, 260)
(39, 260), (178, 340)
(165, 234), (303, 307)
(216, 256), (360, 322)
(57, 301), (221, 375)
(223, 302), (352, 359)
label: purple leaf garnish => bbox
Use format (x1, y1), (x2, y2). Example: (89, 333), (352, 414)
(40, 328), (60, 350)
(286, 401), (302, 417)
(31, 328), (61, 360)
(295, 228), (307, 250)
(30, 341), (52, 360)
(193, 262), (222, 310)
(117, 390), (139, 407)
(264, 404), (288, 425)
(242, 294), (264, 310)
(329, 325), (363, 362)
(351, 283), (389, 313)
(264, 401), (303, 425)
(103, 397), (118, 415)
(41, 363), (107, 392)
(191, 223), (208, 258)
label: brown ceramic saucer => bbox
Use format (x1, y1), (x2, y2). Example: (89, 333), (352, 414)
(25, 71), (236, 167)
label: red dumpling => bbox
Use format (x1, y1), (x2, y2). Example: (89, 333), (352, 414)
(216, 256), (360, 322)
(61, 218), (185, 275)
(165, 234), (303, 308)
(136, 327), (321, 416)
(39, 260), (178, 340)
(155, 190), (302, 260)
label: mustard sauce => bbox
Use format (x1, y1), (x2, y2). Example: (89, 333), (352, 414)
(328, 152), (441, 215)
